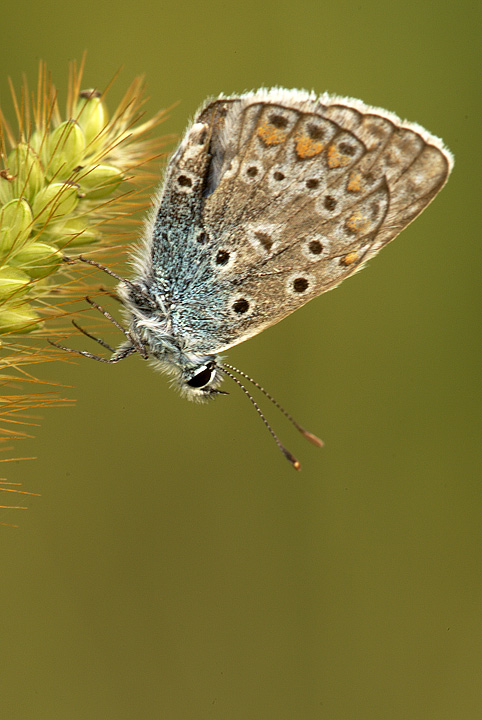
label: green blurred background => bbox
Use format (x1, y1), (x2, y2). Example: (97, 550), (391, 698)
(1, 1), (480, 718)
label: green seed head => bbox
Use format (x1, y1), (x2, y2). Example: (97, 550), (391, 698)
(7, 143), (45, 202)
(79, 164), (123, 199)
(10, 242), (62, 279)
(75, 90), (108, 149)
(36, 217), (100, 249)
(32, 182), (79, 226)
(0, 172), (14, 205)
(0, 198), (34, 257)
(45, 120), (86, 181)
(0, 302), (41, 334)
(0, 267), (31, 301)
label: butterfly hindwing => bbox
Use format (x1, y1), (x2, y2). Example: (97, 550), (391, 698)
(147, 89), (452, 354)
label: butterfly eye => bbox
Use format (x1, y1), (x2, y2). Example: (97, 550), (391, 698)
(186, 364), (215, 388)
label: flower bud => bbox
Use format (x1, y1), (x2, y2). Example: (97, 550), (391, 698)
(0, 198), (34, 256)
(32, 182), (79, 225)
(46, 120), (86, 180)
(0, 267), (31, 301)
(75, 90), (108, 148)
(7, 143), (45, 201)
(0, 171), (14, 205)
(58, 217), (101, 247)
(35, 217), (100, 249)
(79, 164), (123, 199)
(10, 242), (62, 279)
(0, 302), (41, 334)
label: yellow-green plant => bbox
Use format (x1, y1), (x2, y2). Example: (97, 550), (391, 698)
(0, 58), (170, 523)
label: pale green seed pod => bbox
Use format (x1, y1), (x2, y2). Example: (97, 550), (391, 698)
(0, 302), (41, 334)
(36, 217), (100, 248)
(0, 267), (31, 301)
(7, 143), (45, 201)
(75, 90), (108, 148)
(10, 242), (62, 279)
(0, 172), (14, 205)
(32, 182), (79, 226)
(46, 120), (86, 181)
(29, 129), (48, 156)
(0, 198), (34, 257)
(57, 217), (101, 247)
(79, 164), (123, 199)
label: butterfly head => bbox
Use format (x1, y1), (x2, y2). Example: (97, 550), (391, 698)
(173, 356), (226, 402)
(154, 355), (226, 402)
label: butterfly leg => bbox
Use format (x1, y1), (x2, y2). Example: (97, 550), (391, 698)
(71, 319), (116, 352)
(48, 337), (137, 363)
(84, 296), (148, 359)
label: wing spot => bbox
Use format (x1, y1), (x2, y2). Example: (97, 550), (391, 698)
(215, 249), (230, 265)
(273, 171), (285, 181)
(327, 143), (355, 168)
(270, 114), (289, 129)
(246, 166), (258, 177)
(307, 123), (325, 140)
(338, 142), (357, 156)
(306, 178), (319, 189)
(196, 231), (206, 244)
(324, 195), (337, 211)
(254, 231), (273, 251)
(232, 298), (249, 314)
(293, 277), (309, 293)
(257, 113), (290, 145)
(177, 175), (192, 187)
(308, 239), (323, 255)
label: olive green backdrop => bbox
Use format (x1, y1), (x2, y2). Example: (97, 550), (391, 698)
(1, 1), (480, 718)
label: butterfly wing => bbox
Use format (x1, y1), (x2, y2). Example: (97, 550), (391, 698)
(146, 89), (453, 354)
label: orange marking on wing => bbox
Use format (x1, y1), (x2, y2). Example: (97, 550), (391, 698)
(340, 251), (358, 266)
(327, 144), (353, 168)
(257, 122), (288, 146)
(294, 133), (324, 158)
(346, 211), (370, 233)
(347, 170), (363, 192)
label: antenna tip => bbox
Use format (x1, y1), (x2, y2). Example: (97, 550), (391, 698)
(283, 449), (301, 470)
(301, 429), (325, 448)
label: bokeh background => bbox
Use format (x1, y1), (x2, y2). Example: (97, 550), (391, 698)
(1, 1), (480, 718)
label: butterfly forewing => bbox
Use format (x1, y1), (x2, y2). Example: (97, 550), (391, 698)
(149, 89), (452, 354)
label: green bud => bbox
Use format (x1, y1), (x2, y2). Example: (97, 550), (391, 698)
(0, 198), (34, 256)
(0, 302), (41, 334)
(58, 217), (101, 247)
(0, 172), (14, 205)
(32, 182), (79, 226)
(10, 242), (62, 279)
(79, 164), (123, 199)
(0, 267), (31, 301)
(46, 120), (86, 180)
(75, 91), (108, 148)
(7, 143), (45, 201)
(29, 129), (46, 155)
(35, 218), (94, 248)
(35, 217), (99, 248)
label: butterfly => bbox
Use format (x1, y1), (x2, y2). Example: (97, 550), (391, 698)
(53, 88), (453, 467)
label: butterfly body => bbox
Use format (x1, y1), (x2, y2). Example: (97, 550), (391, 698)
(116, 88), (452, 401)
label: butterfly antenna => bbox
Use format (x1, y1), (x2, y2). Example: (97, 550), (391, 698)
(220, 367), (301, 470)
(223, 363), (324, 448)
